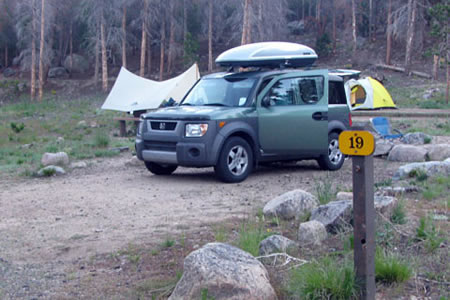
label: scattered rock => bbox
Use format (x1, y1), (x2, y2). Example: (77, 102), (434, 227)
(56, 137), (65, 144)
(109, 146), (129, 153)
(388, 145), (428, 162)
(169, 243), (277, 300)
(41, 152), (69, 166)
(258, 235), (297, 264)
(393, 160), (450, 180)
(125, 156), (142, 167)
(263, 189), (318, 220)
(70, 161), (88, 169)
(424, 144), (450, 161)
(432, 214), (448, 221)
(400, 132), (432, 145)
(90, 121), (98, 128)
(373, 139), (394, 157)
(21, 143), (34, 149)
(3, 68), (16, 77)
(422, 88), (440, 100)
(310, 200), (353, 233)
(17, 82), (26, 92)
(374, 195), (397, 216)
(377, 186), (420, 197)
(298, 220), (327, 246)
(63, 54), (89, 74)
(37, 166), (65, 177)
(76, 120), (87, 128)
(336, 192), (353, 201)
(48, 67), (69, 79)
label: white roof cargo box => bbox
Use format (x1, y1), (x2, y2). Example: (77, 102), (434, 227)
(215, 42), (318, 68)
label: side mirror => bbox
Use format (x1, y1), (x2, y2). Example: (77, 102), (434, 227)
(261, 95), (271, 107)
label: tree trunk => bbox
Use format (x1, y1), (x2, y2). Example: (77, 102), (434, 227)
(159, 17), (166, 81)
(404, 0), (417, 75)
(241, 0), (251, 45)
(94, 25), (99, 86)
(38, 0), (45, 102)
(308, 0), (312, 17)
(369, 0), (373, 41)
(147, 38), (152, 76)
(332, 0), (336, 54)
(31, 0), (36, 101)
(140, 0), (148, 77)
(5, 45), (8, 68)
(122, 5), (127, 68)
(69, 21), (73, 74)
(316, 0), (321, 25)
(446, 62), (449, 104)
(386, 0), (392, 65)
(257, 0), (263, 41)
(167, 0), (175, 74)
(351, 0), (357, 58)
(432, 55), (439, 80)
(183, 0), (187, 56)
(101, 13), (108, 92)
(208, 0), (213, 72)
(302, 0), (305, 20)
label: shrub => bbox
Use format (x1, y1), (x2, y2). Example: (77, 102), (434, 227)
(41, 168), (56, 177)
(375, 249), (412, 284)
(416, 216), (445, 252)
(315, 180), (337, 205)
(288, 256), (359, 299)
(10, 122), (25, 133)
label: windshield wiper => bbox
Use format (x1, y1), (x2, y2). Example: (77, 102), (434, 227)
(180, 103), (193, 106)
(204, 103), (228, 107)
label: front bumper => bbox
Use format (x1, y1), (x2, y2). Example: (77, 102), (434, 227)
(135, 119), (217, 167)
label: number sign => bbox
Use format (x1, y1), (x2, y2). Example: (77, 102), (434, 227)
(339, 131), (375, 156)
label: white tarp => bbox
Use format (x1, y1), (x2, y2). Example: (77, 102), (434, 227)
(101, 63), (200, 112)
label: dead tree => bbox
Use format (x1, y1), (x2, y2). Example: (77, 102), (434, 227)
(404, 0), (417, 75)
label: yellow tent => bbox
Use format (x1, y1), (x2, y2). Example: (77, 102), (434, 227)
(345, 77), (396, 110)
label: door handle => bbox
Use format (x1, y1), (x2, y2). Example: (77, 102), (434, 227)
(312, 112), (328, 121)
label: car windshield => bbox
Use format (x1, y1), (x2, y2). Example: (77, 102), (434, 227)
(181, 77), (256, 107)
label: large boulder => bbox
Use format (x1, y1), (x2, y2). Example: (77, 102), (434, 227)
(48, 67), (69, 79)
(424, 144), (450, 161)
(259, 235), (297, 265)
(298, 220), (327, 246)
(3, 68), (16, 77)
(169, 243), (277, 300)
(393, 159), (450, 180)
(41, 152), (69, 166)
(263, 189), (318, 220)
(373, 139), (394, 157)
(310, 200), (353, 233)
(63, 54), (89, 74)
(400, 132), (432, 145)
(388, 145), (428, 162)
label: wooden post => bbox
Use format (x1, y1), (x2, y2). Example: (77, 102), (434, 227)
(352, 156), (375, 299)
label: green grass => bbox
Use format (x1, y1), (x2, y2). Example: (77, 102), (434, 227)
(236, 221), (271, 257)
(387, 83), (450, 110)
(416, 216), (445, 252)
(315, 177), (337, 205)
(213, 225), (228, 243)
(390, 199), (407, 225)
(0, 95), (132, 177)
(162, 237), (175, 249)
(375, 249), (412, 284)
(287, 256), (359, 300)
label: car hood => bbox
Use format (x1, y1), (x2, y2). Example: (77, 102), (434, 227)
(142, 105), (250, 121)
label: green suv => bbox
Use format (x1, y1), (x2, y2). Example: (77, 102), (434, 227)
(136, 43), (351, 182)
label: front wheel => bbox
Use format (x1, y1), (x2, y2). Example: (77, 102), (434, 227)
(318, 132), (345, 171)
(145, 161), (178, 175)
(214, 137), (253, 183)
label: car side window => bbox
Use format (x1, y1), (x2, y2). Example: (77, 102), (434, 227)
(267, 78), (299, 106)
(297, 76), (324, 104)
(329, 81), (347, 105)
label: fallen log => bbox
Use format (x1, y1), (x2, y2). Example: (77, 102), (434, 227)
(375, 64), (432, 79)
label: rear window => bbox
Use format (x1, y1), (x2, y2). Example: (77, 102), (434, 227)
(329, 81), (347, 105)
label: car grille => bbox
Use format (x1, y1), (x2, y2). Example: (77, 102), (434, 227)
(150, 121), (177, 131)
(143, 141), (177, 152)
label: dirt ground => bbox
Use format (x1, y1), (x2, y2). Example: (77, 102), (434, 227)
(0, 149), (410, 299)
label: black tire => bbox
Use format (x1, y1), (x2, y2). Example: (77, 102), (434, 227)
(318, 132), (345, 171)
(145, 161), (178, 175)
(214, 137), (253, 183)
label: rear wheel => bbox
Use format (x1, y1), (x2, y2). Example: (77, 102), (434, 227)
(318, 132), (344, 171)
(145, 162), (178, 175)
(215, 137), (253, 183)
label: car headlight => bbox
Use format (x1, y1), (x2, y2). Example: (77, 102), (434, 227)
(185, 123), (208, 137)
(137, 120), (145, 135)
